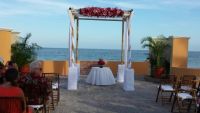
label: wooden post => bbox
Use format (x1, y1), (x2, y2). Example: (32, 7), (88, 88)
(121, 20), (124, 64)
(76, 19), (79, 63)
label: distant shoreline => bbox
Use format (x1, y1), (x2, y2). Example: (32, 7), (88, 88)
(39, 47), (199, 52)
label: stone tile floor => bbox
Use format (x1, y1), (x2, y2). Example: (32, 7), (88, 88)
(51, 76), (194, 113)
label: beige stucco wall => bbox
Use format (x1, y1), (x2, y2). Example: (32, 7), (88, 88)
(0, 29), (12, 64)
(0, 28), (20, 64)
(41, 60), (150, 76)
(170, 37), (189, 68)
(42, 61), (69, 75)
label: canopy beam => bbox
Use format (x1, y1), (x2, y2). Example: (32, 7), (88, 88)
(121, 21), (124, 63)
(76, 19), (79, 63)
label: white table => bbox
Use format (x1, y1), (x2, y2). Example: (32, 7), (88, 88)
(86, 67), (116, 85)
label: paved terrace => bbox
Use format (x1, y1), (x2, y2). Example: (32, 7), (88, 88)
(52, 76), (173, 113)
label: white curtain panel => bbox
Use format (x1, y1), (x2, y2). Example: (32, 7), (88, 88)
(123, 68), (135, 91)
(117, 64), (125, 83)
(68, 66), (78, 90)
(68, 9), (75, 67)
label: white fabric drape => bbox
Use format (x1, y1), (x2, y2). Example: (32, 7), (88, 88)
(68, 9), (79, 90)
(68, 10), (75, 67)
(124, 14), (132, 68)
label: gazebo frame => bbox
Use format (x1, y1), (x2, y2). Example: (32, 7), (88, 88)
(68, 8), (133, 66)
(68, 7), (134, 90)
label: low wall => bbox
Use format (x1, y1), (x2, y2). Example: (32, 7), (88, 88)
(171, 67), (200, 77)
(41, 60), (149, 76)
(42, 61), (69, 75)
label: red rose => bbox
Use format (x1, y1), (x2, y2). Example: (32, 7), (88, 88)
(98, 59), (105, 65)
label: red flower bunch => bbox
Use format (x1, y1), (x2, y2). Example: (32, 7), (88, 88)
(98, 59), (105, 65)
(80, 7), (124, 17)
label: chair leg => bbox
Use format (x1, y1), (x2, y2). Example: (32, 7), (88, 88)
(57, 90), (59, 104)
(187, 99), (192, 113)
(171, 96), (177, 112)
(161, 91), (164, 105)
(58, 89), (60, 102)
(156, 87), (161, 102)
(169, 92), (173, 102)
(50, 91), (55, 110)
(177, 98), (181, 113)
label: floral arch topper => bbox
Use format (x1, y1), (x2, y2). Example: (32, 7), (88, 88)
(79, 7), (124, 17)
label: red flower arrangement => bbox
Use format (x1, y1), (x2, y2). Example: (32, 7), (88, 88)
(98, 59), (105, 68)
(79, 7), (124, 17)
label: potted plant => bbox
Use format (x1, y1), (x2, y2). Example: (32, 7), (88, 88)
(141, 35), (169, 78)
(11, 33), (40, 74)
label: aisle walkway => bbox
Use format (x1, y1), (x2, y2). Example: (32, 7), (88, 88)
(52, 76), (171, 113)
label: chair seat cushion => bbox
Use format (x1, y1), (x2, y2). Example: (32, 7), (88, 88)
(52, 83), (58, 89)
(180, 85), (192, 91)
(178, 93), (193, 100)
(28, 105), (43, 110)
(161, 85), (174, 91)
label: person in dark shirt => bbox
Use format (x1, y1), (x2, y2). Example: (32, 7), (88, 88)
(0, 62), (5, 84)
(18, 60), (51, 105)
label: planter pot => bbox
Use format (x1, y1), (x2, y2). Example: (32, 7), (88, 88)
(155, 67), (165, 78)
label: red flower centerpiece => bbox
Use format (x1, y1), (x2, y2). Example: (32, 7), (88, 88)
(98, 59), (105, 68)
(79, 7), (124, 17)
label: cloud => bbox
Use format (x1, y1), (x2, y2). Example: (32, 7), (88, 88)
(95, 0), (200, 10)
(17, 0), (81, 9)
(95, 0), (158, 9)
(0, 0), (83, 17)
(160, 0), (200, 8)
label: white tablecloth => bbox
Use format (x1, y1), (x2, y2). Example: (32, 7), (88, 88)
(86, 67), (116, 85)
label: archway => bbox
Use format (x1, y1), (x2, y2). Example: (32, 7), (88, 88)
(67, 7), (134, 90)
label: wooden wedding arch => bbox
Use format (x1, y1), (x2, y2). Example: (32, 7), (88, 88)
(67, 7), (134, 90)
(68, 7), (133, 67)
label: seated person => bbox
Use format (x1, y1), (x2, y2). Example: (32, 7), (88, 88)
(6, 61), (18, 71)
(0, 68), (29, 113)
(0, 62), (5, 84)
(18, 60), (51, 105)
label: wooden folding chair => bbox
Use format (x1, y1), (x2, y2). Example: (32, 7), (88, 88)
(42, 73), (60, 107)
(171, 88), (196, 113)
(179, 75), (196, 91)
(171, 76), (197, 113)
(156, 74), (177, 104)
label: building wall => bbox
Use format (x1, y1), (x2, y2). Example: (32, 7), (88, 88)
(42, 61), (69, 75)
(0, 29), (12, 64)
(170, 37), (189, 68)
(0, 29), (20, 64)
(41, 60), (150, 76)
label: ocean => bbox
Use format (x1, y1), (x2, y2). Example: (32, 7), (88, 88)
(36, 48), (200, 68)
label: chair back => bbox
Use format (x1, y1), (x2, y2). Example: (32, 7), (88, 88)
(179, 75), (196, 90)
(42, 73), (60, 87)
(0, 96), (25, 113)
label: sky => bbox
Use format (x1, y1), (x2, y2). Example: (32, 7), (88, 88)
(0, 0), (200, 51)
